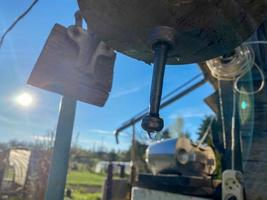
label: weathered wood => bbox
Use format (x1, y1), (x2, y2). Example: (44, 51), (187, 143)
(102, 179), (130, 200)
(200, 20), (267, 199)
(78, 0), (267, 64)
(28, 24), (116, 107)
(204, 92), (218, 114)
(243, 83), (267, 200)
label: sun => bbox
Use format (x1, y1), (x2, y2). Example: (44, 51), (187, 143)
(16, 93), (34, 107)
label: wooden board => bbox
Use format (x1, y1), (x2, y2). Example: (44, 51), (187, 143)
(28, 24), (116, 107)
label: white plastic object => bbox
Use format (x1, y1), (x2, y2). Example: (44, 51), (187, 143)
(222, 170), (244, 200)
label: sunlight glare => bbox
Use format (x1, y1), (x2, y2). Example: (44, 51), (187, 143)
(16, 93), (34, 107)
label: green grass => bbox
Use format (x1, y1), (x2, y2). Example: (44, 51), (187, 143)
(67, 171), (105, 186)
(71, 191), (101, 200)
(66, 171), (105, 200)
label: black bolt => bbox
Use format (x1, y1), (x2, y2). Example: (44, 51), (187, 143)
(141, 26), (176, 135)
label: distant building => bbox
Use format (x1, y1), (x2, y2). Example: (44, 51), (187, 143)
(95, 161), (130, 175)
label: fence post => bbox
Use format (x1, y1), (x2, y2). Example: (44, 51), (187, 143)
(45, 96), (76, 200)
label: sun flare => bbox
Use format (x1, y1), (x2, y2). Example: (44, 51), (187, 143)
(16, 93), (34, 107)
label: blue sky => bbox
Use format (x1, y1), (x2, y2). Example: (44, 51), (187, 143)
(0, 0), (214, 151)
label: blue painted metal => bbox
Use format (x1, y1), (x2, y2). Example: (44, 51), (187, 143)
(45, 96), (77, 200)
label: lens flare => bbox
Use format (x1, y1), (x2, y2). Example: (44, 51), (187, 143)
(16, 93), (33, 107)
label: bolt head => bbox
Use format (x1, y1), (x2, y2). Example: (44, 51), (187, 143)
(141, 115), (164, 133)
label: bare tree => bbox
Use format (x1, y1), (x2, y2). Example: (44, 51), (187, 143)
(170, 117), (190, 138)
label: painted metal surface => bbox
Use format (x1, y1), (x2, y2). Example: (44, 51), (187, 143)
(45, 97), (76, 200)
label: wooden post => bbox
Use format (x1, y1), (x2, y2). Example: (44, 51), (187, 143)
(218, 81), (242, 171)
(130, 123), (137, 185)
(105, 162), (113, 200)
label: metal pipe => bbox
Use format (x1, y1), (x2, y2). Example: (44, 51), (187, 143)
(141, 43), (169, 133)
(160, 78), (207, 108)
(115, 78), (207, 141)
(45, 96), (77, 200)
(149, 43), (168, 115)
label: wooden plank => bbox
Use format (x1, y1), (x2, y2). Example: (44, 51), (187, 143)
(28, 24), (116, 107)
(199, 27), (267, 199)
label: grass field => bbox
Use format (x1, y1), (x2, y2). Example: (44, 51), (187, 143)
(67, 171), (105, 186)
(69, 191), (102, 200)
(66, 171), (105, 200)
